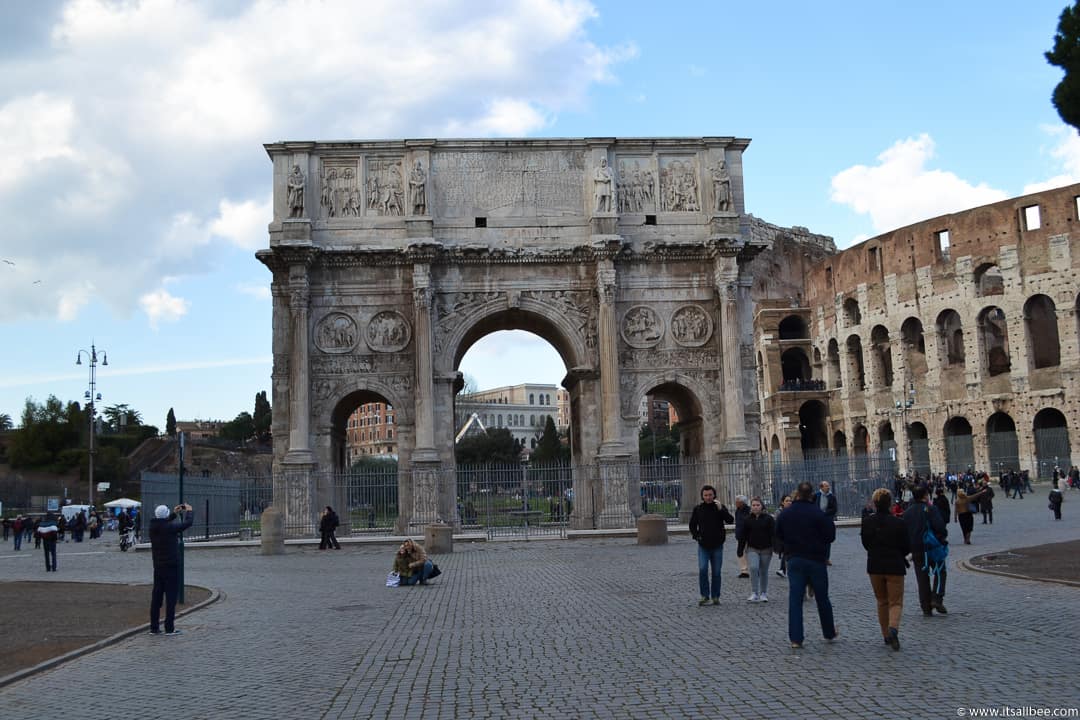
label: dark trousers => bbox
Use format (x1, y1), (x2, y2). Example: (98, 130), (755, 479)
(981, 509), (992, 524)
(319, 531), (340, 549)
(786, 557), (836, 643)
(911, 550), (943, 611)
(13, 531), (21, 550)
(150, 565), (180, 633)
(42, 538), (57, 571)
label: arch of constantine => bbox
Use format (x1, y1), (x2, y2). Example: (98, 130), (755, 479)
(258, 138), (765, 531)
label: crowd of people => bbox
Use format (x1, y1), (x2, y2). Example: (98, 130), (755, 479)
(690, 467), (1067, 651)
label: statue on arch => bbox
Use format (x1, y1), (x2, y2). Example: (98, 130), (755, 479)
(409, 160), (427, 215)
(287, 164), (306, 218)
(711, 160), (731, 212)
(593, 157), (614, 213)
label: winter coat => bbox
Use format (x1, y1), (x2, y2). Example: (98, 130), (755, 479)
(775, 500), (835, 563)
(689, 502), (735, 550)
(902, 501), (947, 552)
(860, 511), (910, 576)
(149, 511), (193, 568)
(739, 511), (775, 551)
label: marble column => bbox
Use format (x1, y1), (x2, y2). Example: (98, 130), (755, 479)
(715, 256), (747, 449)
(596, 259), (624, 456)
(284, 264), (315, 466)
(410, 263), (440, 527)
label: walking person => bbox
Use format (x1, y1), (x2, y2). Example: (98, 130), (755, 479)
(814, 481), (838, 565)
(318, 506), (342, 550)
(734, 496), (750, 578)
(740, 497), (775, 602)
(933, 487), (951, 526)
(955, 489), (975, 544)
(860, 489), (909, 650)
(902, 486), (948, 616)
(689, 485), (735, 606)
(978, 479), (995, 524)
(774, 495), (792, 578)
(38, 512), (58, 572)
(149, 503), (194, 635)
(1049, 483), (1064, 520)
(12, 515), (23, 551)
(775, 482), (838, 649)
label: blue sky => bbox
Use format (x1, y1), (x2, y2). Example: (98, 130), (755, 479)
(1, 0), (1077, 429)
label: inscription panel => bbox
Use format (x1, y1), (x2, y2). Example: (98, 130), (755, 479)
(432, 150), (585, 217)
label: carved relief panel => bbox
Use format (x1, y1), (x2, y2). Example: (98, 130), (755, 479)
(366, 157), (406, 217)
(366, 310), (412, 352)
(670, 304), (713, 347)
(313, 311), (360, 354)
(658, 156), (701, 212)
(320, 160), (362, 219)
(615, 157), (656, 214)
(620, 305), (664, 348)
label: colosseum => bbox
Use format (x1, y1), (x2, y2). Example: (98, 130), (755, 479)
(754, 182), (1080, 480)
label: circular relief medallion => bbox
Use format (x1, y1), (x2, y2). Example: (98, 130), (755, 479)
(620, 305), (664, 349)
(365, 310), (412, 352)
(314, 312), (359, 354)
(670, 304), (713, 347)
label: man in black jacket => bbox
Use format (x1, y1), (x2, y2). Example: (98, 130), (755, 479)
(689, 485), (734, 606)
(776, 482), (838, 649)
(149, 503), (193, 635)
(902, 486), (947, 616)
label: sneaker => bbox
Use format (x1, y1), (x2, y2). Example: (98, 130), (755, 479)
(698, 597), (710, 606)
(934, 597), (948, 615)
(164, 630), (183, 636)
(711, 598), (719, 605)
(790, 641), (803, 649)
(148, 630), (162, 636)
(759, 593), (769, 602)
(825, 627), (840, 643)
(747, 593), (759, 603)
(775, 569), (786, 578)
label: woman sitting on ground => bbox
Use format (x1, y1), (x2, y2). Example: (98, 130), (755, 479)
(393, 539), (433, 586)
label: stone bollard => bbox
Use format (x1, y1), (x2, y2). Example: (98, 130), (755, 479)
(424, 523), (453, 554)
(636, 514), (668, 546)
(260, 506), (285, 555)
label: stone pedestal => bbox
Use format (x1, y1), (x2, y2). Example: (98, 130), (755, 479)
(261, 506), (285, 555)
(636, 514), (668, 545)
(424, 523), (453, 554)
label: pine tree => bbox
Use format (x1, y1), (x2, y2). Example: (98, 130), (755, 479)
(1047, 2), (1080, 131)
(166, 407), (177, 437)
(253, 391), (272, 442)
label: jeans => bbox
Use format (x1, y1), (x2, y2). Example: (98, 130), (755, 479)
(43, 538), (57, 571)
(13, 531), (21, 550)
(747, 548), (772, 595)
(697, 545), (724, 599)
(150, 565), (181, 632)
(786, 556), (836, 643)
(401, 560), (433, 586)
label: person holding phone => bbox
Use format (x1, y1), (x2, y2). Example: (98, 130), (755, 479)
(149, 503), (193, 636)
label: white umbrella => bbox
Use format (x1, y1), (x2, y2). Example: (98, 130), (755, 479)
(103, 498), (142, 509)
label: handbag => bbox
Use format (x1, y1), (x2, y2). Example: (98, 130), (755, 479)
(429, 564), (442, 579)
(385, 571), (400, 587)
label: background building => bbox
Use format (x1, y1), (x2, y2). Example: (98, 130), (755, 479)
(755, 183), (1080, 478)
(456, 384), (568, 451)
(345, 403), (397, 463)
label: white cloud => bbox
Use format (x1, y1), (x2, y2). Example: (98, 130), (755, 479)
(1023, 124), (1080, 195)
(0, 0), (629, 324)
(139, 288), (190, 329)
(235, 282), (271, 301)
(830, 134), (1008, 237)
(210, 196), (272, 250)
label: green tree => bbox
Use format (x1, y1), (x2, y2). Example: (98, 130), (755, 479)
(253, 391), (271, 442)
(166, 407), (177, 437)
(530, 416), (569, 465)
(103, 404), (143, 431)
(8, 396), (83, 470)
(1047, 2), (1080, 131)
(218, 411), (255, 444)
(455, 428), (522, 465)
(0, 413), (12, 431)
(639, 422), (681, 461)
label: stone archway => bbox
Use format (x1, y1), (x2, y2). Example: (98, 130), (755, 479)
(259, 136), (762, 532)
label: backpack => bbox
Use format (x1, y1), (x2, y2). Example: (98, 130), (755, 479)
(922, 507), (948, 578)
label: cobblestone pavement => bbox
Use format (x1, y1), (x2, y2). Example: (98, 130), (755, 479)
(1, 487), (1078, 719)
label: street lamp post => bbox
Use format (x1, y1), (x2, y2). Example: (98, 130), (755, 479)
(894, 380), (916, 476)
(76, 343), (107, 506)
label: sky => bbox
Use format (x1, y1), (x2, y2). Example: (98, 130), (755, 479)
(1, 0), (1078, 429)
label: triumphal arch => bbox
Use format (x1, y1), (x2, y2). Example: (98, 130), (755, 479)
(258, 137), (764, 530)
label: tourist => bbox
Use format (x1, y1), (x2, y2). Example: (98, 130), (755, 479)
(933, 487), (951, 526)
(734, 495), (750, 578)
(1, 516), (9, 541)
(688, 484), (734, 606)
(149, 503), (194, 635)
(814, 481), (838, 565)
(860, 489), (909, 650)
(393, 539), (433, 586)
(775, 481), (838, 649)
(955, 489), (975, 544)
(774, 495), (793, 578)
(902, 486), (948, 616)
(38, 512), (59, 572)
(978, 479), (995, 524)
(318, 506), (342, 550)
(740, 497), (775, 602)
(12, 515), (23, 551)
(1049, 483), (1064, 520)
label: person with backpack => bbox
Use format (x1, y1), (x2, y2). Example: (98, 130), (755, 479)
(902, 486), (948, 616)
(860, 488), (910, 650)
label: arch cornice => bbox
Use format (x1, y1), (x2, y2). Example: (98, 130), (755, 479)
(326, 376), (414, 427)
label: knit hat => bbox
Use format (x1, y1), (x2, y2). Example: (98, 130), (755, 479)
(155, 505), (170, 519)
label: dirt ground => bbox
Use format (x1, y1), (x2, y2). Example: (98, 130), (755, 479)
(967, 538), (1080, 584)
(0, 582), (210, 678)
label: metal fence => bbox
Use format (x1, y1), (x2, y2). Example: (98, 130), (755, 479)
(144, 452), (904, 541)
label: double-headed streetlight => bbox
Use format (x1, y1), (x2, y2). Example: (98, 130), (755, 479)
(894, 380), (916, 476)
(76, 343), (107, 506)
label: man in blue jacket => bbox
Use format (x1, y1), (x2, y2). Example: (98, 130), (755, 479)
(775, 482), (837, 649)
(149, 503), (193, 636)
